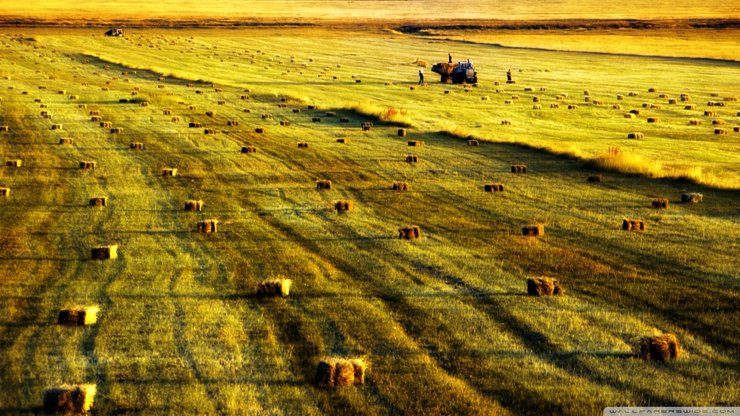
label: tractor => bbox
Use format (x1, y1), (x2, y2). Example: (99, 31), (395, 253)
(431, 60), (477, 84)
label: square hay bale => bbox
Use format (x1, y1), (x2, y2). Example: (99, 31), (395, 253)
(616, 94), (624, 100)
(527, 277), (564, 296)
(550, 104), (560, 108)
(630, 109), (641, 115)
(704, 110), (716, 116)
(652, 198), (669, 209)
(51, 124), (63, 130)
(241, 146), (257, 153)
(189, 122), (202, 128)
(684, 104), (697, 110)
(197, 219), (219, 233)
(227, 120), (239, 127)
(261, 114), (273, 120)
(79, 161), (97, 170)
(734, 127), (740, 133)
(91, 116), (102, 122)
(511, 164), (527, 173)
(398, 225), (421, 239)
(312, 117), (321, 122)
(504, 100), (512, 104)
(587, 175), (602, 183)
(624, 113), (635, 119)
(316, 180), (332, 190)
(714, 128), (728, 135)
(291, 108), (301, 114)
(162, 168), (177, 176)
(297, 142), (309, 148)
(533, 104), (542, 109)
(522, 224), (544, 237)
(638, 334), (681, 361)
(532, 96), (540, 102)
(57, 306), (99, 326)
(184, 200), (204, 211)
(89, 197), (107, 207)
(622, 219), (646, 232)
(59, 138), (73, 145)
(408, 140), (424, 147)
(584, 96), (592, 102)
(326, 111), (336, 117)
(335, 200), (353, 213)
(647, 117), (660, 123)
(392, 182), (408, 191)
(255, 128), (265, 134)
(91, 245), (117, 260)
(171, 116), (181, 122)
(681, 192), (703, 203)
(257, 278), (292, 297)
(204, 129), (219, 134)
(43, 384), (96, 414)
(397, 128), (407, 137)
(129, 142), (144, 150)
(642, 102), (652, 108)
(627, 132), (644, 139)
(724, 96), (738, 101)
(405, 155), (418, 163)
(0, 187), (9, 197)
(336, 138), (349, 144)
(241, 95), (250, 100)
(280, 121), (291, 126)
(218, 101), (226, 105)
(680, 94), (691, 101)
(205, 111), (215, 117)
(629, 91), (639, 97)
(568, 105), (578, 110)
(100, 121), (113, 128)
(0, 126), (8, 132)
(189, 105), (197, 110)
(468, 139), (479, 146)
(713, 119), (726, 125)
(688, 119), (701, 126)
(501, 120), (511, 125)
(668, 98), (677, 104)
(484, 183), (504, 192)
(5, 159), (22, 167)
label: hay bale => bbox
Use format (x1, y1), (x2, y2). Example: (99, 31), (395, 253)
(335, 200), (353, 213)
(704, 110), (716, 116)
(527, 277), (564, 296)
(638, 334), (681, 361)
(316, 180), (332, 190)
(622, 219), (646, 232)
(162, 168), (177, 176)
(647, 117), (660, 123)
(522, 224), (544, 237)
(241, 95), (250, 100)
(204, 129), (219, 134)
(91, 116), (102, 122)
(724, 96), (738, 102)
(257, 278), (292, 297)
(652, 198), (669, 209)
(397, 128), (407, 137)
(57, 306), (99, 325)
(280, 121), (291, 126)
(587, 175), (602, 183)
(227, 120), (239, 126)
(504, 100), (512, 104)
(668, 98), (677, 104)
(684, 104), (697, 110)
(91, 245), (117, 260)
(218, 101), (226, 105)
(612, 104), (622, 110)
(51, 124), (63, 130)
(511, 164), (527, 173)
(484, 183), (504, 192)
(630, 109), (641, 115)
(688, 119), (702, 125)
(616, 94), (624, 100)
(172, 116), (181, 122)
(568, 105), (578, 110)
(0, 187), (9, 197)
(100, 121), (113, 128)
(715, 128), (728, 135)
(712, 119), (726, 125)
(624, 113), (635, 119)
(5, 159), (22, 167)
(681, 192), (703, 203)
(399, 225), (421, 239)
(89, 197), (107, 207)
(196, 219), (219, 233)
(189, 122), (203, 128)
(501, 120), (511, 125)
(79, 161), (97, 170)
(408, 140), (424, 147)
(241, 146), (257, 153)
(297, 142), (309, 148)
(129, 142), (144, 150)
(312, 117), (321, 122)
(392, 182), (408, 191)
(326, 112), (336, 117)
(584, 96), (592, 102)
(43, 384), (96, 414)
(336, 138), (349, 144)
(59, 138), (73, 145)
(733, 126), (740, 133)
(255, 128), (265, 134)
(550, 104), (560, 108)
(405, 155), (418, 163)
(468, 139), (479, 146)
(184, 200), (204, 211)
(629, 91), (639, 97)
(189, 105), (197, 110)
(627, 132), (644, 139)
(110, 127), (124, 134)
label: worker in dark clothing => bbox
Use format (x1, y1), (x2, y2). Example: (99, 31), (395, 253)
(448, 53), (452, 63)
(507, 69), (512, 82)
(418, 68), (424, 85)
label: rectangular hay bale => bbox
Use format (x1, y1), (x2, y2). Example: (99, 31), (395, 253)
(57, 306), (99, 326)
(257, 278), (292, 297)
(91, 245), (117, 260)
(43, 384), (96, 414)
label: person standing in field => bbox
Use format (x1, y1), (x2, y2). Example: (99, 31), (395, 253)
(418, 68), (424, 85)
(507, 68), (512, 82)
(448, 53), (452, 63)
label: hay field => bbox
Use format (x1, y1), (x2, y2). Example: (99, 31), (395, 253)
(0, 27), (739, 415)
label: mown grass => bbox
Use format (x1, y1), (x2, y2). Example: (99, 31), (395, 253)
(0, 28), (738, 415)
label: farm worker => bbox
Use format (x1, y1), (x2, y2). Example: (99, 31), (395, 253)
(418, 68), (424, 85)
(448, 53), (452, 63)
(507, 69), (512, 82)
